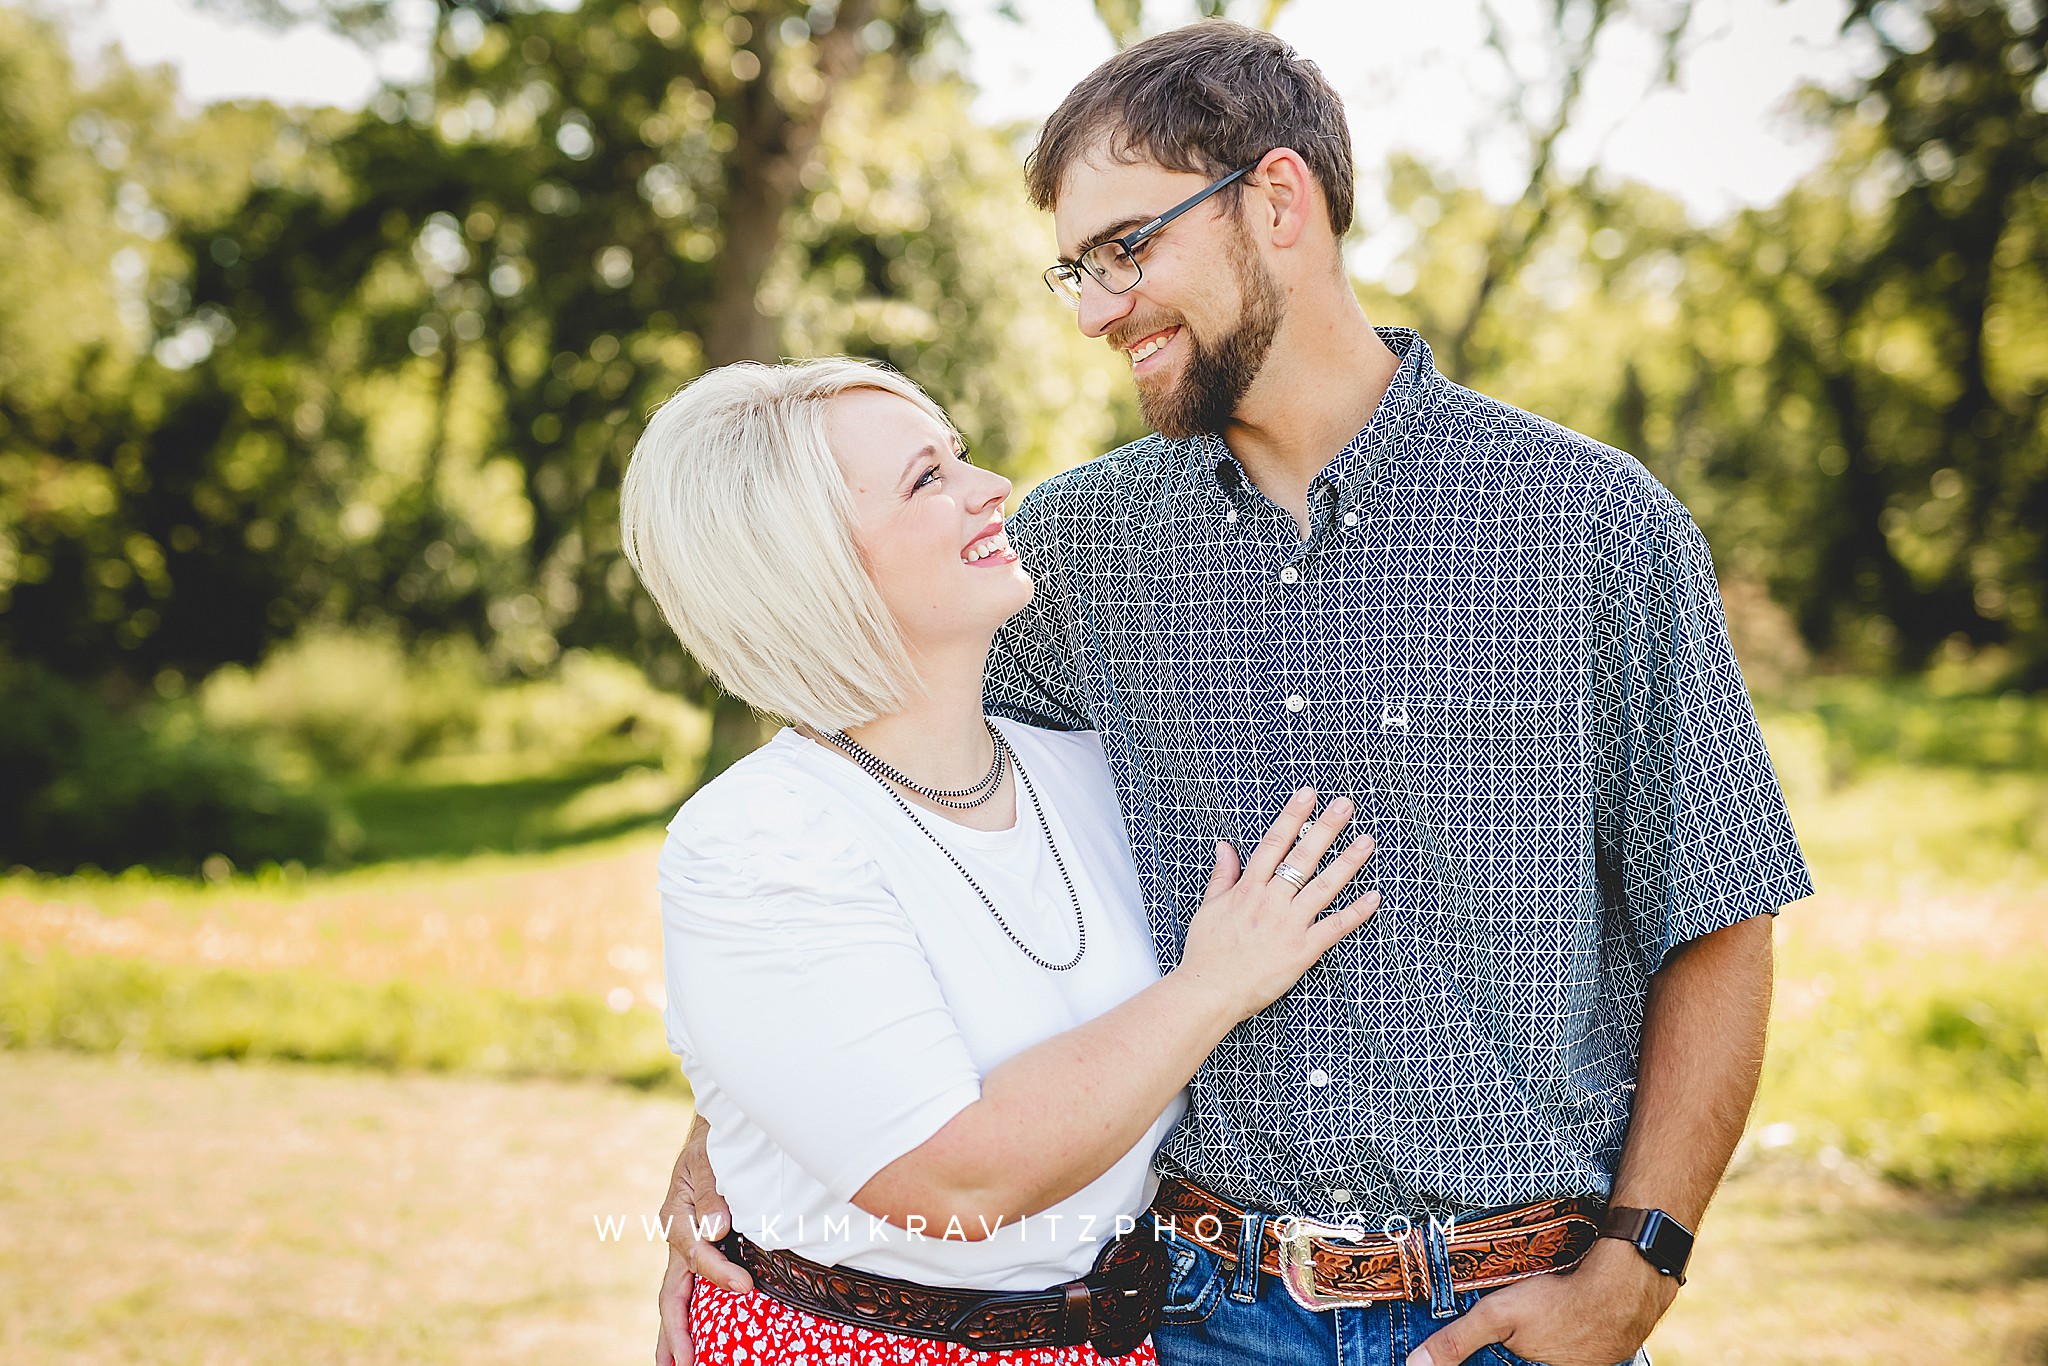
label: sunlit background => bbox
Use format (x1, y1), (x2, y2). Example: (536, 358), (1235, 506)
(2, 0), (2044, 1361)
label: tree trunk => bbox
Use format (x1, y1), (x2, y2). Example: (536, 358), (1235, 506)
(695, 0), (880, 779)
(701, 0), (878, 368)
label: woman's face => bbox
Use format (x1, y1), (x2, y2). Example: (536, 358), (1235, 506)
(825, 387), (1032, 658)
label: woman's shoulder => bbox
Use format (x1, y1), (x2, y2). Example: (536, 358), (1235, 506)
(661, 732), (884, 896)
(670, 730), (820, 829)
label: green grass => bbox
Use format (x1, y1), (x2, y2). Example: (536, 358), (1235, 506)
(1743, 680), (2048, 1203)
(5, 675), (2045, 1206)
(1792, 676), (2048, 773)
(1752, 947), (2048, 1200)
(0, 944), (686, 1094)
(339, 754), (690, 864)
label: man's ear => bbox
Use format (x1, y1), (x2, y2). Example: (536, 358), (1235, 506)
(1249, 148), (1319, 251)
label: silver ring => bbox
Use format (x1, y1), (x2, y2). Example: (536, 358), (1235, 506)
(1273, 862), (1310, 891)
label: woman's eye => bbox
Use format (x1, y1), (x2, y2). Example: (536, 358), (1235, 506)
(957, 441), (974, 466)
(914, 465), (942, 490)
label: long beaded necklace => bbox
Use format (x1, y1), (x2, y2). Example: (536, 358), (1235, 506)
(824, 721), (1007, 809)
(824, 728), (1086, 972)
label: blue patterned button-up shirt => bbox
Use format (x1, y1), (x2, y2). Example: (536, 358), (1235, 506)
(984, 329), (1812, 1224)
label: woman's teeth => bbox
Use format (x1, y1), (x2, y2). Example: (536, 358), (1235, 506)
(1130, 329), (1175, 364)
(963, 531), (1011, 562)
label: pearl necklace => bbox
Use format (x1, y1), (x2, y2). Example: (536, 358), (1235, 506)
(827, 727), (1086, 972)
(823, 722), (1007, 809)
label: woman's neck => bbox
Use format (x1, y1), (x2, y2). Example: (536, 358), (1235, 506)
(830, 639), (1016, 830)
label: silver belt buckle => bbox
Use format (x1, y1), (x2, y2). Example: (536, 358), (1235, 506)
(1275, 1217), (1379, 1312)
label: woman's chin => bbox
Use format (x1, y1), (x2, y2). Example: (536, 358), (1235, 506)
(979, 563), (1036, 624)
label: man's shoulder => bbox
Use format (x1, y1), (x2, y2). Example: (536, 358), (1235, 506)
(1011, 433), (1181, 530)
(1428, 382), (1689, 535)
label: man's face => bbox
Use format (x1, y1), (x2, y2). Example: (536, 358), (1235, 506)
(1052, 150), (1285, 439)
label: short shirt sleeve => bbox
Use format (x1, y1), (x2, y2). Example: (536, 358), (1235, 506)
(658, 779), (984, 1202)
(985, 489), (1092, 732)
(1593, 506), (1814, 974)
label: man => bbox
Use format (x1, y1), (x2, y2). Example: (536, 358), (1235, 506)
(655, 20), (1811, 1366)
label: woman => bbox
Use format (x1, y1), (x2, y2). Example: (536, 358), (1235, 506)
(620, 357), (1379, 1365)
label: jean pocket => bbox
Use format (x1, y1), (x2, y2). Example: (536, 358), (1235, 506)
(1156, 1232), (1224, 1326)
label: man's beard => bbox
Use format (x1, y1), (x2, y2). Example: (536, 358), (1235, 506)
(1138, 226), (1285, 440)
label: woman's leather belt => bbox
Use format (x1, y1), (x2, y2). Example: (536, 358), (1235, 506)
(1147, 1177), (1603, 1311)
(717, 1227), (1166, 1358)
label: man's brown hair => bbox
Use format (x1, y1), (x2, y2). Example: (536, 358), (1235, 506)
(1024, 20), (1354, 238)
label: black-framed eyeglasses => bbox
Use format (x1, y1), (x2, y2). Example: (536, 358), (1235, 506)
(1042, 157), (1265, 310)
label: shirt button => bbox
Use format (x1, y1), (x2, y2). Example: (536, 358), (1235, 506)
(1279, 565), (1300, 585)
(1226, 507), (1239, 523)
(1284, 694), (1306, 713)
(1308, 1067), (1331, 1087)
(1343, 512), (1359, 528)
(1329, 1188), (1352, 1203)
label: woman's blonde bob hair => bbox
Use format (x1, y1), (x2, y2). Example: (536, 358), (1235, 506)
(620, 357), (957, 734)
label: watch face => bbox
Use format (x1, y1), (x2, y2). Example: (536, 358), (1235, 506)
(1640, 1210), (1693, 1276)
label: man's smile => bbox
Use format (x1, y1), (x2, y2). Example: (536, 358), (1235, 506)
(1125, 325), (1181, 373)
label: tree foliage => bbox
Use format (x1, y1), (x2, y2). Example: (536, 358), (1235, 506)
(1, 0), (2043, 795)
(0, 0), (1124, 777)
(1365, 0), (2046, 682)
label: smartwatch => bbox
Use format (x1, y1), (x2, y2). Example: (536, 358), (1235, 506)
(1598, 1206), (1694, 1285)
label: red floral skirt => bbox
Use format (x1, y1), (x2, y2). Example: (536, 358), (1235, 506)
(691, 1277), (1158, 1365)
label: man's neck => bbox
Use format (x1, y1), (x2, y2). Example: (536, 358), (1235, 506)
(1220, 301), (1400, 536)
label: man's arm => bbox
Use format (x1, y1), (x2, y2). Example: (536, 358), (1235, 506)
(1409, 910), (1775, 1366)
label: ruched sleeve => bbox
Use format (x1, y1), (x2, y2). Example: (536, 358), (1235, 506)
(658, 776), (984, 1203)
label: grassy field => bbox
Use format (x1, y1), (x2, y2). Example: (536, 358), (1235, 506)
(0, 1048), (2040, 1366)
(0, 1050), (690, 1366)
(2, 685), (2045, 1361)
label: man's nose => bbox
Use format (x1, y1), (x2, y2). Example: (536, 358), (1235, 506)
(1076, 277), (1136, 339)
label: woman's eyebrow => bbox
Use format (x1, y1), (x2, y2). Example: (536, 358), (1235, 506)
(896, 442), (941, 490)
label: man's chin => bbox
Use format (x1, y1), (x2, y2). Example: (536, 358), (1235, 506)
(1139, 392), (1210, 442)
(1136, 377), (1200, 441)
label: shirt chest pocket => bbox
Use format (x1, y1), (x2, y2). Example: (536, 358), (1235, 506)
(1380, 698), (1587, 898)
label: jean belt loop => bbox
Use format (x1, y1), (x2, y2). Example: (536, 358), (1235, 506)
(1421, 1212), (1458, 1319)
(1227, 1209), (1266, 1303)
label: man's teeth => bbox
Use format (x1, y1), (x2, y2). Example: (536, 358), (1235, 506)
(964, 531), (1010, 562)
(1129, 330), (1174, 364)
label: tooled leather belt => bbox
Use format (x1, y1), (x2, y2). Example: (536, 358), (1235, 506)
(1147, 1177), (1602, 1310)
(717, 1228), (1167, 1358)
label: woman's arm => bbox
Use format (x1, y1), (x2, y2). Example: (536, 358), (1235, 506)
(852, 787), (1379, 1236)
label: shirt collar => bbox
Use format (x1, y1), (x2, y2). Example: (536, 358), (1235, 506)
(1187, 327), (1444, 499)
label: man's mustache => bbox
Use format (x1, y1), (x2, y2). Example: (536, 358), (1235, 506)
(1107, 316), (1187, 353)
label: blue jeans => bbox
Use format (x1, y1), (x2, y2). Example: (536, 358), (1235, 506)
(1149, 1223), (1653, 1366)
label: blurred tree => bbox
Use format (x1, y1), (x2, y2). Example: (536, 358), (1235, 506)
(1364, 0), (2047, 682)
(3, 0), (1124, 781)
(1086, 0), (1293, 48)
(1436, 0), (1695, 382)
(1739, 0), (2048, 675)
(0, 9), (319, 679)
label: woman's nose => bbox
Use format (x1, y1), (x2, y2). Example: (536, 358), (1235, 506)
(973, 466), (1012, 512)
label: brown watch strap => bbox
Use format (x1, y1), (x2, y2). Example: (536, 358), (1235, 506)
(1600, 1205), (1655, 1242)
(1596, 1204), (1693, 1284)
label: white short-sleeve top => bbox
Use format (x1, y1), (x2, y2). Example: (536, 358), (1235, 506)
(658, 717), (1186, 1292)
